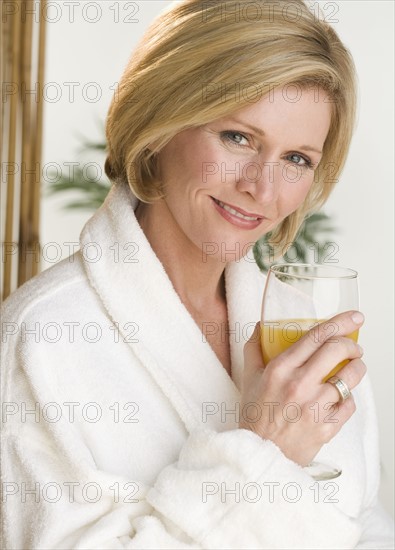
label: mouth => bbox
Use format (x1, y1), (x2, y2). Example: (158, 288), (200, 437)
(210, 196), (266, 230)
(210, 197), (263, 221)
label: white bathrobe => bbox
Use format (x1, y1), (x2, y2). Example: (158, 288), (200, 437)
(1, 183), (394, 549)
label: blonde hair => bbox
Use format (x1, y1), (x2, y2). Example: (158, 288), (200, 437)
(104, 0), (357, 250)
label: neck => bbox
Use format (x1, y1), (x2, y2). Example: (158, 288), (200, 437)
(134, 199), (226, 313)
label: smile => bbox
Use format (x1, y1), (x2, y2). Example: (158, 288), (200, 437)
(211, 197), (265, 229)
(214, 199), (260, 220)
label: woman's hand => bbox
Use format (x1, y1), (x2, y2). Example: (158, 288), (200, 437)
(240, 311), (366, 467)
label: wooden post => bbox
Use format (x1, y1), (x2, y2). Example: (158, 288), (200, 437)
(31, 0), (47, 277)
(1, 0), (47, 300)
(2, 0), (22, 300)
(18, 0), (34, 285)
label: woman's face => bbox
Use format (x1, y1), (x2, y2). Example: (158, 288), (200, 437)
(156, 86), (332, 262)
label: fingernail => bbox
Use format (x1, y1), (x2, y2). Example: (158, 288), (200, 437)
(351, 312), (364, 324)
(357, 344), (364, 355)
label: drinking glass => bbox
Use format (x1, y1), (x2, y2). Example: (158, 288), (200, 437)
(260, 263), (359, 480)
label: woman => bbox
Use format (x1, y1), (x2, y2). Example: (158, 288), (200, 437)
(1, 0), (393, 548)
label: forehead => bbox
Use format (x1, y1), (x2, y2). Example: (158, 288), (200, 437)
(223, 86), (332, 145)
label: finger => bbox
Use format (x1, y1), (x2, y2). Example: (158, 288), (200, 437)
(273, 310), (364, 368)
(302, 336), (363, 382)
(321, 358), (367, 403)
(243, 322), (265, 374)
(319, 395), (357, 440)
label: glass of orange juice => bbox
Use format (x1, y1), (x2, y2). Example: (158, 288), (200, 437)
(260, 263), (359, 480)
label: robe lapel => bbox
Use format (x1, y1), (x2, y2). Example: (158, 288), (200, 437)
(79, 184), (266, 434)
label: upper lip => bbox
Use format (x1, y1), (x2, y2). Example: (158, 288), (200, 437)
(211, 197), (265, 218)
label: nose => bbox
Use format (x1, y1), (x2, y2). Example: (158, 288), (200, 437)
(235, 159), (283, 205)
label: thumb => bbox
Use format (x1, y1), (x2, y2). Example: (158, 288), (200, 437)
(243, 322), (265, 373)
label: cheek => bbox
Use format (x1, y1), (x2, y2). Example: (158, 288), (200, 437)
(276, 176), (314, 221)
(160, 142), (217, 197)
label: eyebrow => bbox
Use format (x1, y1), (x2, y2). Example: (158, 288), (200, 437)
(227, 116), (323, 155)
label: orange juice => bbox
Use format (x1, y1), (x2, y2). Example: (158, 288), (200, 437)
(260, 319), (359, 382)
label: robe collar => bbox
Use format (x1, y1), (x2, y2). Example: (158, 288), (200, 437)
(79, 183), (265, 433)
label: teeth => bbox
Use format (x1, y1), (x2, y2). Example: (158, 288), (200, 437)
(215, 199), (259, 221)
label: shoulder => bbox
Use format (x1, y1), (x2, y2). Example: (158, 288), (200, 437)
(0, 251), (114, 406)
(1, 251), (95, 326)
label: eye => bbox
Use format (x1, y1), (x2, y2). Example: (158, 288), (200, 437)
(220, 131), (250, 148)
(286, 153), (313, 168)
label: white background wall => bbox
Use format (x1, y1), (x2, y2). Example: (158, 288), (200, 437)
(39, 1), (393, 517)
